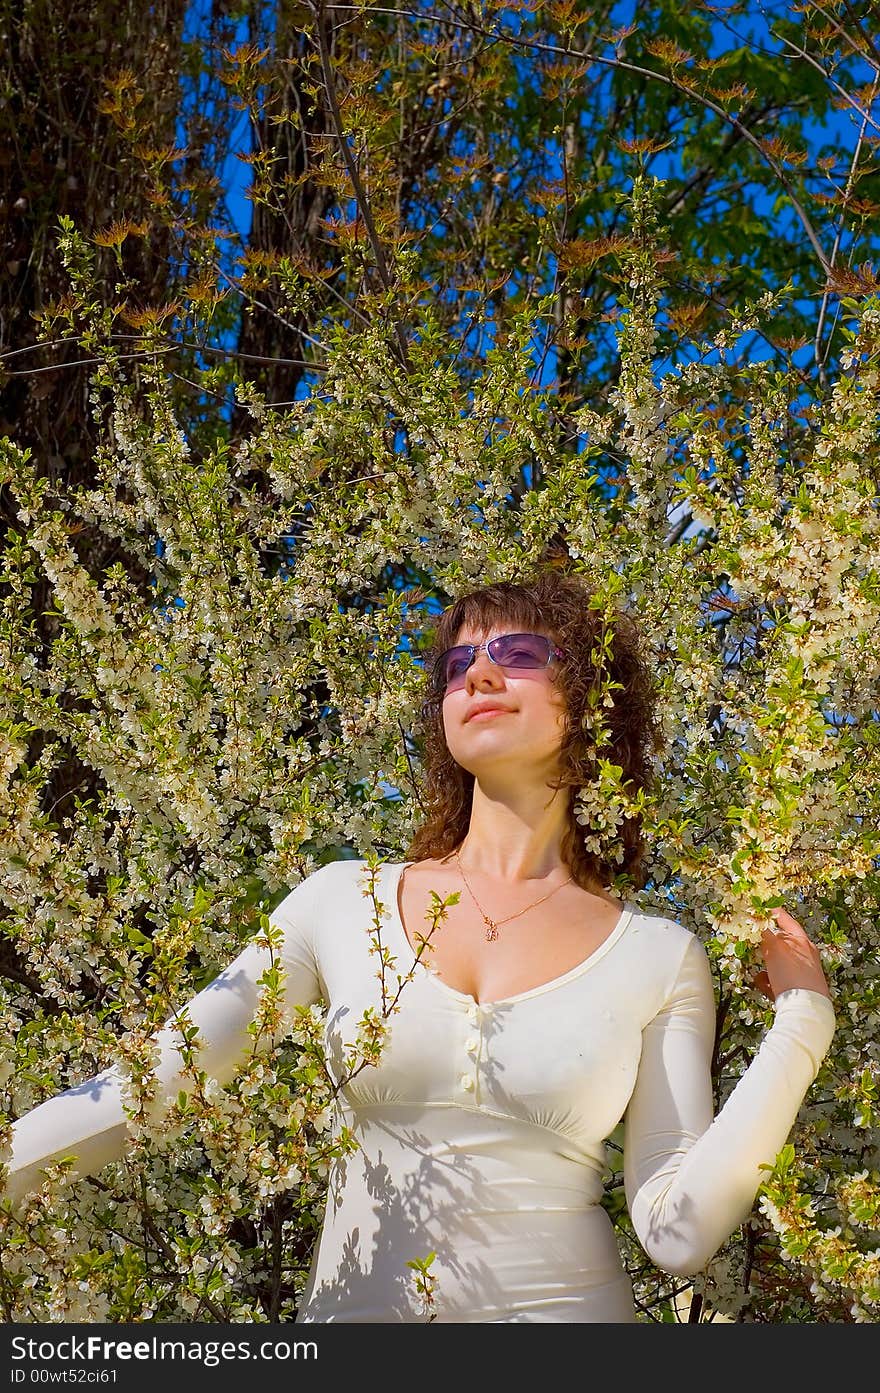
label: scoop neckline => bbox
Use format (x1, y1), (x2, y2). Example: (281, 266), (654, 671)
(387, 860), (634, 1008)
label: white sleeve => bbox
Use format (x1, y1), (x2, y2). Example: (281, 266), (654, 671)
(3, 871), (323, 1205)
(624, 933), (836, 1277)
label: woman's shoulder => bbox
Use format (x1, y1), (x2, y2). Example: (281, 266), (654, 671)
(271, 856), (398, 914)
(616, 904), (714, 1016)
(624, 900), (709, 965)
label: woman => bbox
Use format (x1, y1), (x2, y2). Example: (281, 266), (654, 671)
(3, 568), (835, 1322)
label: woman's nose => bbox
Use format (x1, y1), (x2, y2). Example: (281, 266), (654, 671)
(466, 652), (502, 689)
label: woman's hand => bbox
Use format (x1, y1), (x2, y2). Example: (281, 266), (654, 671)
(752, 906), (832, 1002)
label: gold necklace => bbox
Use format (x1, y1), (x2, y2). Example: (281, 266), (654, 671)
(454, 850), (574, 942)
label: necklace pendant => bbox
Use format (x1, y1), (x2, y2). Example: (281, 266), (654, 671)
(485, 921), (499, 942)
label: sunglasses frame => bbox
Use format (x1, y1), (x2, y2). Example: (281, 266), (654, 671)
(432, 631), (566, 695)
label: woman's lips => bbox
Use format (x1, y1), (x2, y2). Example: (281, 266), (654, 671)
(466, 708), (510, 721)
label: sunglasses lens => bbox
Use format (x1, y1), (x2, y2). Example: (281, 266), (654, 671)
(443, 647), (472, 684)
(492, 634), (551, 667)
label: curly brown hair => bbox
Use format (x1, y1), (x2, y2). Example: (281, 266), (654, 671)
(405, 560), (665, 894)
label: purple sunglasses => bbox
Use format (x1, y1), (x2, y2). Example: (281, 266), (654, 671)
(432, 632), (565, 695)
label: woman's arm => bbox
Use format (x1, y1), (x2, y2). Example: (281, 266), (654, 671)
(3, 872), (323, 1205)
(623, 929), (836, 1278)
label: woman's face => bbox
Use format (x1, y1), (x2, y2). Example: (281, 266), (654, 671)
(440, 621), (568, 782)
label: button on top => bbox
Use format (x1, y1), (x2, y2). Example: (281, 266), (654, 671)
(467, 1003), (479, 1022)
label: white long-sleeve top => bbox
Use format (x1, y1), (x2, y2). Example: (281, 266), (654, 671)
(4, 859), (836, 1322)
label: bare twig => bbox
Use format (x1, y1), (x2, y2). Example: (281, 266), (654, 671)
(306, 1), (412, 370)
(814, 72), (880, 377)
